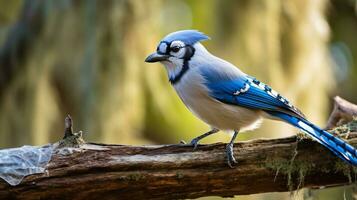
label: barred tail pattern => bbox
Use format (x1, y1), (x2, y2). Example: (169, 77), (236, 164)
(268, 111), (357, 166)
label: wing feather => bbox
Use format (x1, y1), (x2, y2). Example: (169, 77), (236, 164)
(200, 68), (305, 119)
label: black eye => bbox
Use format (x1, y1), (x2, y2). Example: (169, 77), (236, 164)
(171, 46), (180, 53)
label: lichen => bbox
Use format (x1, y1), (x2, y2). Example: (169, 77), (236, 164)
(57, 131), (85, 148)
(265, 118), (357, 193)
(127, 173), (142, 181)
(265, 155), (314, 192)
(334, 160), (357, 183)
(176, 172), (184, 179)
(328, 118), (357, 139)
(330, 119), (357, 183)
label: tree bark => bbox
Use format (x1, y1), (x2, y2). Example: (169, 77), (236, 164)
(0, 135), (356, 199)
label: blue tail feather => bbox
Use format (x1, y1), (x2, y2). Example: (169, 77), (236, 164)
(268, 111), (357, 166)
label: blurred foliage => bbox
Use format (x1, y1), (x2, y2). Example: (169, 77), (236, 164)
(329, 0), (357, 103)
(0, 0), (356, 199)
(0, 0), (22, 25)
(0, 0), (337, 147)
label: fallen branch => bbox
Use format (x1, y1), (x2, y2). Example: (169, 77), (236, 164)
(0, 134), (356, 199)
(326, 96), (357, 129)
(0, 97), (356, 200)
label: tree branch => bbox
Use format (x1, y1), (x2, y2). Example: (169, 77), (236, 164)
(0, 97), (356, 200)
(0, 135), (357, 199)
(326, 96), (357, 129)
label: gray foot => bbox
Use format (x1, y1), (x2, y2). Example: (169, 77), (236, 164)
(189, 138), (200, 150)
(226, 144), (237, 168)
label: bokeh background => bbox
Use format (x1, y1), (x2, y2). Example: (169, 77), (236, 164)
(0, 0), (356, 199)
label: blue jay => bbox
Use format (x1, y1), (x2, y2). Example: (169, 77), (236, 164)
(145, 30), (357, 167)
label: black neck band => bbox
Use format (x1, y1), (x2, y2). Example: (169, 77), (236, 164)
(169, 46), (195, 84)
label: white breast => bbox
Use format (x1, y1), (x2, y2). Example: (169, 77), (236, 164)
(173, 67), (262, 131)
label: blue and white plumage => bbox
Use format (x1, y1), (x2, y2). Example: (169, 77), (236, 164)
(145, 30), (357, 167)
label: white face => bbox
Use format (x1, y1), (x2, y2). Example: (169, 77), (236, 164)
(168, 41), (186, 58)
(166, 41), (187, 68)
(157, 40), (186, 62)
(157, 40), (188, 79)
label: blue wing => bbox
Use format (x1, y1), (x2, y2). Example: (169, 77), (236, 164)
(200, 67), (357, 165)
(201, 67), (305, 119)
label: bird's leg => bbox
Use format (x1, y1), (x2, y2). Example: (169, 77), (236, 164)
(226, 130), (239, 168)
(189, 128), (219, 150)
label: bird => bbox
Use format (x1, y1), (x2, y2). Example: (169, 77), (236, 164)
(145, 30), (357, 167)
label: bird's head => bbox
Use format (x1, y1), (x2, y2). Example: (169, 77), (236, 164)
(145, 30), (210, 83)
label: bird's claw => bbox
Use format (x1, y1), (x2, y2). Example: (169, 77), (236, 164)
(226, 144), (237, 168)
(178, 139), (200, 150)
(179, 138), (200, 150)
(189, 138), (199, 150)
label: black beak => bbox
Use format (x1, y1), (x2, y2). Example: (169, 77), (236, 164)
(145, 52), (169, 63)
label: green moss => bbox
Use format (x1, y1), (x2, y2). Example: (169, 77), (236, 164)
(334, 161), (357, 183)
(265, 156), (314, 192)
(265, 119), (357, 192)
(328, 118), (357, 137)
(127, 173), (142, 181)
(176, 172), (184, 179)
(57, 131), (85, 148)
(330, 118), (357, 183)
